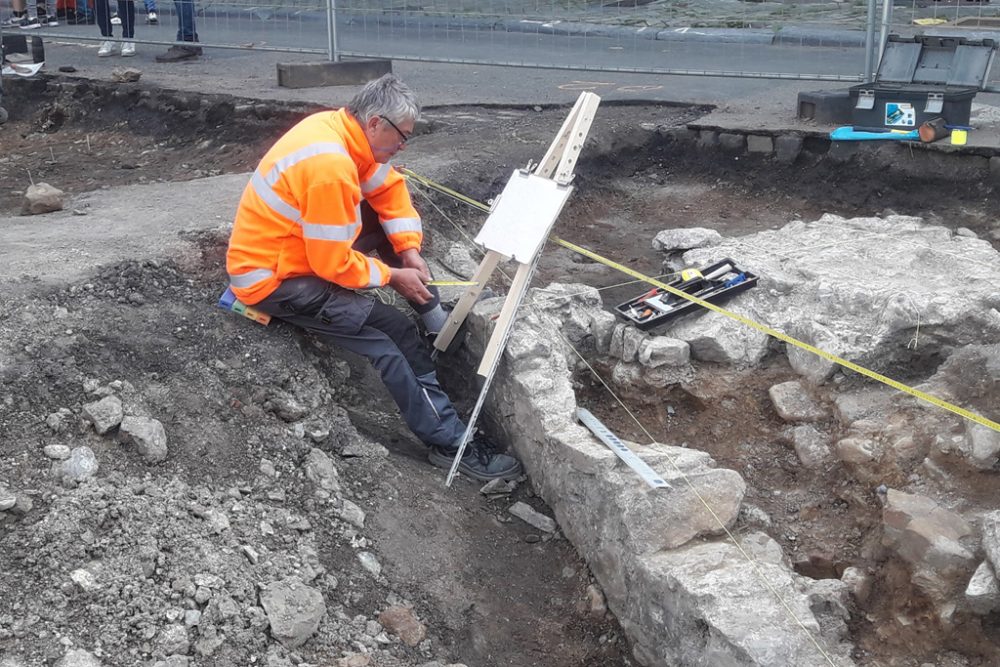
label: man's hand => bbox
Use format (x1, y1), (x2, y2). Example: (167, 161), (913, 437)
(399, 249), (431, 282)
(388, 267), (433, 305)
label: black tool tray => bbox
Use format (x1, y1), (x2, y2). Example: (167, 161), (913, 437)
(614, 258), (758, 331)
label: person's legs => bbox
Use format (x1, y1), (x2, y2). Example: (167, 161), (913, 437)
(117, 0), (134, 37)
(94, 0), (113, 37)
(255, 277), (467, 448)
(73, 0), (94, 22)
(7, 0), (27, 25)
(174, 0), (196, 41)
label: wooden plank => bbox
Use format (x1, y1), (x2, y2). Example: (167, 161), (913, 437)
(534, 94), (585, 179)
(433, 250), (502, 353)
(554, 94), (600, 184)
(477, 261), (534, 376)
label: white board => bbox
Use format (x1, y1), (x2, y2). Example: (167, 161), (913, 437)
(473, 170), (573, 264)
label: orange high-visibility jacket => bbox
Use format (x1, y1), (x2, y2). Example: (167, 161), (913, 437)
(226, 108), (422, 305)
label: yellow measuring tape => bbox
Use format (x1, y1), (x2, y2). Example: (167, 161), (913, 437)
(427, 280), (479, 287)
(402, 169), (1000, 434)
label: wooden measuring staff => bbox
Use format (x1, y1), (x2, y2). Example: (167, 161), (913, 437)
(435, 92), (601, 486)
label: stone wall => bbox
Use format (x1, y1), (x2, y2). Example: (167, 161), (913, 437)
(460, 291), (855, 667)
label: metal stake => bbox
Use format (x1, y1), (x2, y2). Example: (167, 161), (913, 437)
(326, 0), (339, 63)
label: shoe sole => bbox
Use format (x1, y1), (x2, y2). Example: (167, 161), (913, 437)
(427, 448), (522, 482)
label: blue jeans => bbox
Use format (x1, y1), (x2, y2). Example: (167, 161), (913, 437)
(144, 0), (156, 11)
(96, 0), (134, 37)
(75, 0), (93, 19)
(173, 0), (197, 42)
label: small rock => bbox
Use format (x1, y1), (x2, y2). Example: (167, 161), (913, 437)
(479, 478), (515, 496)
(333, 499), (366, 529)
(119, 416), (168, 464)
(111, 67), (142, 83)
(378, 605), (427, 647)
(58, 65), (78, 73)
(259, 577), (327, 649)
(651, 227), (722, 252)
(203, 509), (230, 534)
(0, 489), (17, 512)
(44, 444), (72, 460)
(45, 409), (71, 433)
(61, 446), (99, 483)
(10, 494), (32, 516)
(768, 381), (826, 423)
(357, 551), (382, 577)
(22, 182), (65, 215)
(70, 568), (99, 592)
(336, 655), (371, 667)
(54, 648), (102, 667)
(82, 396), (124, 435)
(241, 545), (259, 564)
(158, 624), (190, 656)
(584, 584), (607, 618)
(508, 501), (557, 533)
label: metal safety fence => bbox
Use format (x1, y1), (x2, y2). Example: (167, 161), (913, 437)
(3, 0), (1000, 87)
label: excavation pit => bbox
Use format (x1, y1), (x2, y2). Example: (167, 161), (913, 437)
(2, 76), (1000, 667)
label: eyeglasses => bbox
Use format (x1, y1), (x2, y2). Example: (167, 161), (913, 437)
(379, 115), (410, 145)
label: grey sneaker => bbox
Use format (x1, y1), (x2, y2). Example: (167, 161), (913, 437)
(155, 44), (202, 62)
(428, 439), (522, 482)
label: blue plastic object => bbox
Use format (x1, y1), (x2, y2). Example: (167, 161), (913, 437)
(830, 126), (920, 141)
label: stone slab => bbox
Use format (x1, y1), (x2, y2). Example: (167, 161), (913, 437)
(277, 59), (393, 89)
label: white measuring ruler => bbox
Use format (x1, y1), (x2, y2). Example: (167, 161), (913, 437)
(576, 408), (672, 490)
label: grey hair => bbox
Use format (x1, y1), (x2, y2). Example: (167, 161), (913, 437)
(347, 74), (420, 125)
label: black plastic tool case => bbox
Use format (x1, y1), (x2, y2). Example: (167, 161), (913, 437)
(614, 258), (758, 331)
(849, 34), (996, 129)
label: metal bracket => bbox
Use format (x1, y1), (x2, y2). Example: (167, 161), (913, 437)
(856, 89), (875, 110)
(925, 92), (944, 114)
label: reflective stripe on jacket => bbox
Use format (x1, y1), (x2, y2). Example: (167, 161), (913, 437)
(226, 108), (422, 305)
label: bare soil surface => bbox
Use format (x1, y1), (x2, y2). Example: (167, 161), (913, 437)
(2, 75), (1000, 666)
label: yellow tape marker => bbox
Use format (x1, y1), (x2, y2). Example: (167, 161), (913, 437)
(551, 235), (1000, 434)
(427, 280), (479, 287)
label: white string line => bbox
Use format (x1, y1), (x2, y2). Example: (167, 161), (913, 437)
(413, 174), (839, 666)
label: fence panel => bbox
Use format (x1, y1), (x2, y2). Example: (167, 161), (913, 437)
(13, 1), (1000, 86)
(333, 1), (873, 82)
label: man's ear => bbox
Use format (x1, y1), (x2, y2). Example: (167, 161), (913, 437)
(365, 115), (381, 132)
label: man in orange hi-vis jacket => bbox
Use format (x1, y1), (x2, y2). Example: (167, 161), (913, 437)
(226, 74), (521, 482)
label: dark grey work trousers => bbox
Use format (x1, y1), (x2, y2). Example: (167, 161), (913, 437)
(254, 204), (464, 450)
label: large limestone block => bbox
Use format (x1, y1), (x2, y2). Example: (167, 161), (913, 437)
(768, 380), (827, 422)
(682, 215), (1000, 374)
(613, 444), (746, 555)
(666, 310), (771, 366)
(632, 540), (851, 666)
(883, 489), (976, 603)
